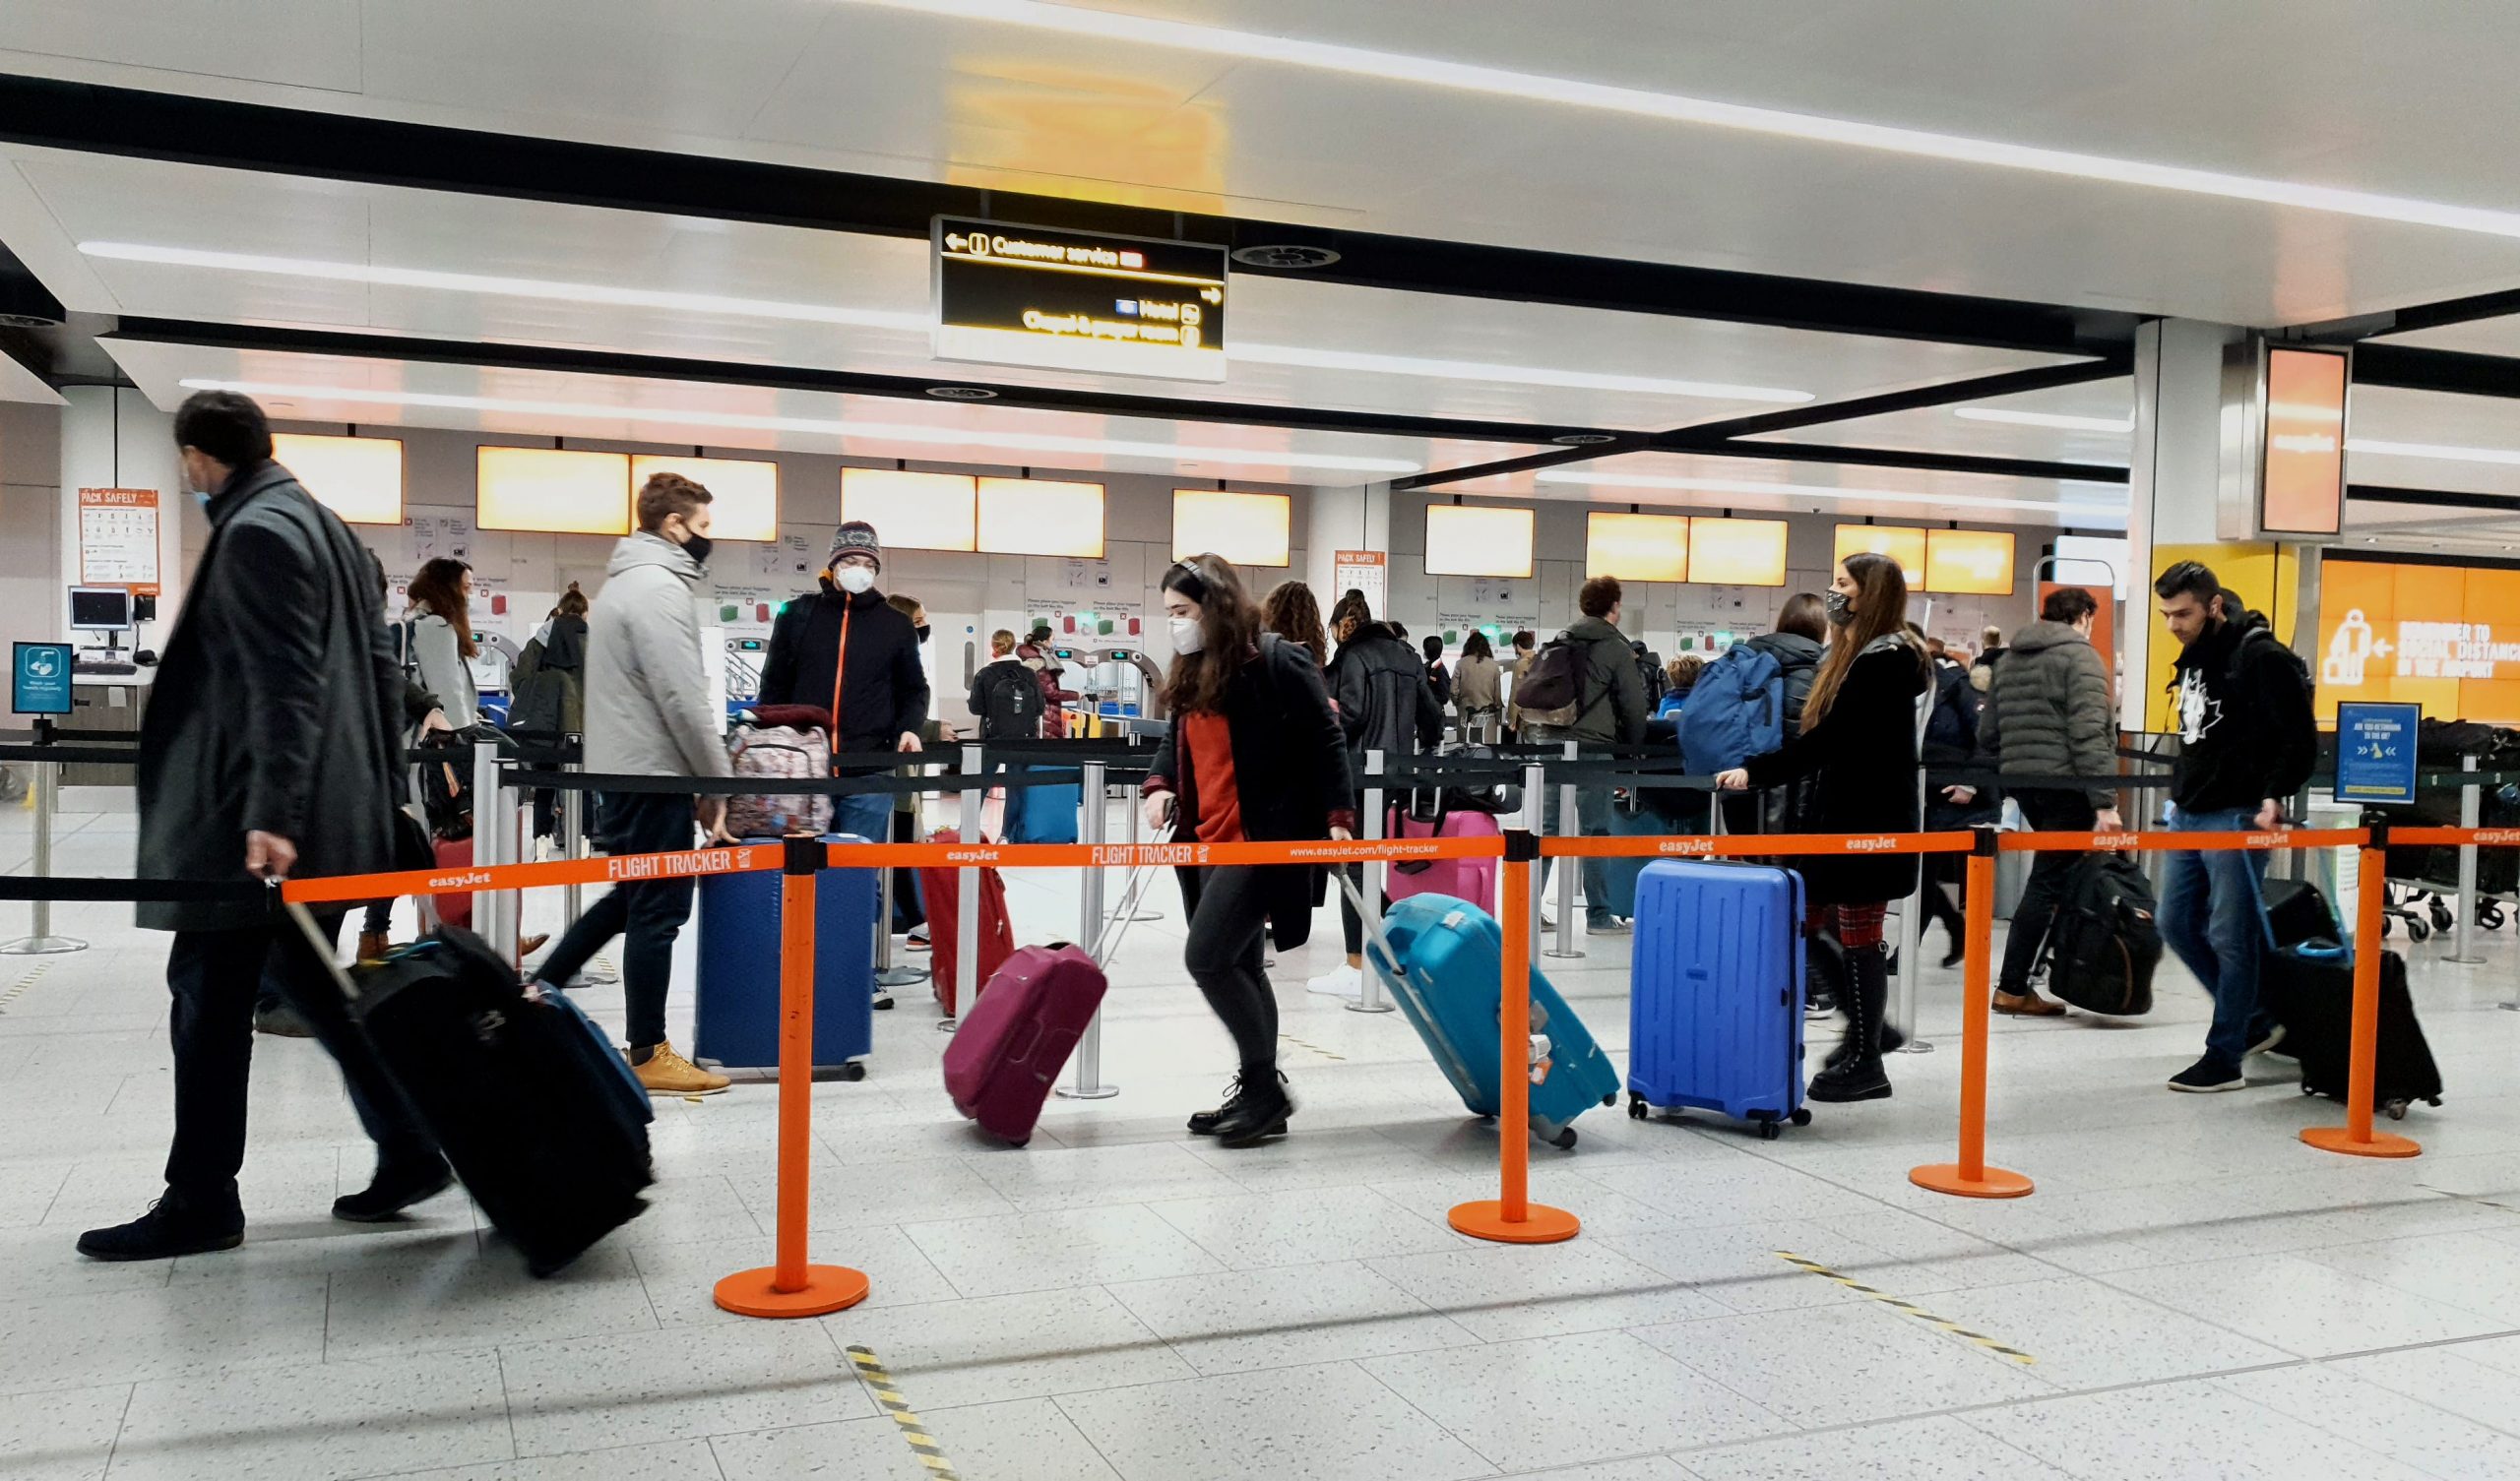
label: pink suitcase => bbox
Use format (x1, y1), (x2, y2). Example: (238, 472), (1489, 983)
(941, 852), (1163, 1146)
(1385, 807), (1501, 914)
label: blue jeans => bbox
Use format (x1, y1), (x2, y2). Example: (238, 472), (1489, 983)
(2158, 803), (2273, 1072)
(830, 791), (892, 845)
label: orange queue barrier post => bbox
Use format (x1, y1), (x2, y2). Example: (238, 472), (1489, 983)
(1449, 829), (1580, 1244)
(1911, 830), (2032, 1199)
(2301, 814), (2423, 1160)
(717, 835), (874, 1317)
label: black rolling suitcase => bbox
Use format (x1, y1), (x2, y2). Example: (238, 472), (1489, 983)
(2257, 939), (2444, 1120)
(289, 908), (653, 1274)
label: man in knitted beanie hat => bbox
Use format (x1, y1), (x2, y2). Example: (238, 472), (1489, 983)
(827, 521), (884, 580)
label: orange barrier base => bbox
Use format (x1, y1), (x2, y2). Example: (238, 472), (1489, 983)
(714, 1265), (871, 1318)
(1909, 1164), (2035, 1200)
(1448, 1200), (1580, 1243)
(2300, 1127), (2422, 1159)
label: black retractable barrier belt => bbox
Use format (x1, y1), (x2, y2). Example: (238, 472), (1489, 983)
(0, 745), (142, 766)
(504, 766), (1087, 798)
(0, 876), (269, 904)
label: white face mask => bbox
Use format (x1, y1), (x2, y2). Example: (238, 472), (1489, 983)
(1168, 615), (1205, 655)
(835, 565), (876, 595)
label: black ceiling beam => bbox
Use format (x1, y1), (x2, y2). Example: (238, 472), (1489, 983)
(0, 73), (2139, 355)
(102, 318), (1588, 448)
(2349, 484), (2520, 512)
(1390, 439), (1655, 494)
(2351, 342), (2520, 400)
(2295, 286), (2520, 345)
(1676, 440), (2128, 484)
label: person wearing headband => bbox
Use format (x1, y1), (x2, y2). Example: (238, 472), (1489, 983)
(1141, 557), (1355, 1147)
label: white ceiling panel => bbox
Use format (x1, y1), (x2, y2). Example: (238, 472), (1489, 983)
(0, 146), (2086, 434)
(0, 351), (62, 405)
(1749, 378), (2133, 467)
(98, 339), (1538, 483)
(4, 2), (2520, 322)
(2348, 384), (2520, 497)
(2371, 316), (2520, 358)
(1418, 449), (2129, 530)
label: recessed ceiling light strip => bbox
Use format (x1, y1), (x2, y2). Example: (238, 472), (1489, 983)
(178, 377), (1421, 473)
(833, 0), (2520, 240)
(1953, 406), (2134, 432)
(1533, 467), (2126, 518)
(2349, 437), (2520, 467)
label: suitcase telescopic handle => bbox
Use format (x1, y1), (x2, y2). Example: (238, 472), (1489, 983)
(1333, 866), (1410, 999)
(1087, 825), (1174, 967)
(280, 894), (364, 1005)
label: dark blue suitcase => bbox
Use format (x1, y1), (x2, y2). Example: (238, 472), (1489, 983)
(1364, 889), (1620, 1149)
(1006, 767), (1080, 844)
(694, 833), (876, 1075)
(1627, 858), (1810, 1139)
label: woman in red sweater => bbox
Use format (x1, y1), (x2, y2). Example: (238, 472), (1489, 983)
(1143, 557), (1355, 1146)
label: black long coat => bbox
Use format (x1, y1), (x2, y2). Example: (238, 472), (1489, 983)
(1150, 636), (1356, 949)
(1743, 635), (1931, 907)
(137, 463), (404, 931)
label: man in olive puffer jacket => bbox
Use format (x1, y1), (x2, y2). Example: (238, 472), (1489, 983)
(1959, 586), (2122, 1015)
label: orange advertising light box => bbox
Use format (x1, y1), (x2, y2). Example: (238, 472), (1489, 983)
(1687, 518), (1789, 586)
(476, 447), (630, 535)
(841, 466), (976, 552)
(2262, 346), (2348, 536)
(630, 455), (779, 542)
(1585, 512), (1689, 582)
(1923, 528), (2016, 595)
(978, 477), (1104, 558)
(2315, 551), (2520, 725)
(1423, 505), (1535, 578)
(275, 433), (404, 526)
(1834, 524), (1926, 576)
(1172, 490), (1291, 567)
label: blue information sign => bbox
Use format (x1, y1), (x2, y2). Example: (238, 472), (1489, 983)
(2335, 702), (2422, 806)
(12, 643), (72, 716)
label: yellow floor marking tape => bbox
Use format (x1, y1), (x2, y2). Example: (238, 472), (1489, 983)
(1774, 1251), (2035, 1365)
(1277, 1033), (1347, 1063)
(0, 961), (54, 1015)
(846, 1344), (964, 1479)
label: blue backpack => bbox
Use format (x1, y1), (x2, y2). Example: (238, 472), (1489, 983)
(1677, 645), (1786, 774)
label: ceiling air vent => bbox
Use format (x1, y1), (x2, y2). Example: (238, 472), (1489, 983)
(925, 386), (999, 401)
(1550, 433), (1617, 446)
(1230, 244), (1341, 270)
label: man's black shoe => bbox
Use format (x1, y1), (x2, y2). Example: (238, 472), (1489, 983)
(1189, 1070), (1289, 1136)
(78, 1193), (243, 1262)
(333, 1160), (456, 1222)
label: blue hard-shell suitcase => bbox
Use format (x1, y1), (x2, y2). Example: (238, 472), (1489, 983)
(1626, 858), (1810, 1139)
(1365, 890), (1621, 1149)
(694, 833), (877, 1076)
(1006, 766), (1080, 844)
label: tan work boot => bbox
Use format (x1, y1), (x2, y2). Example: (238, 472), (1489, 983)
(631, 1041), (731, 1096)
(1992, 988), (2068, 1018)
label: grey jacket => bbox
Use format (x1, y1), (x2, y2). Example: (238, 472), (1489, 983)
(1979, 619), (2114, 808)
(138, 462), (403, 931)
(408, 607), (478, 728)
(584, 533), (730, 780)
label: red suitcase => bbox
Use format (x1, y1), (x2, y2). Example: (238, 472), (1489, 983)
(942, 855), (1161, 1145)
(432, 836), (474, 931)
(917, 828), (1014, 1017)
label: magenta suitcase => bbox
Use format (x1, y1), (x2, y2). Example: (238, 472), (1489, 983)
(1386, 807), (1500, 914)
(940, 850), (1164, 1146)
(942, 944), (1106, 1144)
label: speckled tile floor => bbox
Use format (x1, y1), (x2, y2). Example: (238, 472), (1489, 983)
(8, 800), (2520, 1479)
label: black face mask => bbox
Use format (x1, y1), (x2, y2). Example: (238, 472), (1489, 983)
(914, 624), (931, 645)
(679, 531), (714, 570)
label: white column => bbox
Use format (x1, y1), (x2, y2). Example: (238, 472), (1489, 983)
(2120, 320), (2241, 733)
(1305, 482), (1392, 602)
(57, 385), (184, 650)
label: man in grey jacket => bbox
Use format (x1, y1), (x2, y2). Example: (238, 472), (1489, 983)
(1961, 586), (2121, 1016)
(1524, 577), (1650, 933)
(530, 472), (733, 1097)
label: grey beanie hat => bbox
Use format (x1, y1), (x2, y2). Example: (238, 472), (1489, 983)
(828, 520), (883, 572)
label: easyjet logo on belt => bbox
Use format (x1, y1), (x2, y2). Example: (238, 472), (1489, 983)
(1656, 838), (1715, 855)
(2093, 833), (2142, 848)
(1843, 836), (1899, 852)
(2476, 830), (2520, 845)
(428, 870), (494, 890)
(2244, 833), (2287, 848)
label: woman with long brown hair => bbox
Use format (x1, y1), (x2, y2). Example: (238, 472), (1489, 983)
(1142, 556), (1354, 1146)
(1260, 580), (1329, 666)
(405, 557), (480, 727)
(1717, 552), (1930, 1102)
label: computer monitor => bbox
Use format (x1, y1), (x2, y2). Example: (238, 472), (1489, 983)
(68, 586), (133, 634)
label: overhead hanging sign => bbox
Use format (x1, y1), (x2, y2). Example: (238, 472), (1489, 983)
(933, 216), (1228, 383)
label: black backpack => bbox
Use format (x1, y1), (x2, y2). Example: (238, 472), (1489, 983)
(2039, 851), (2163, 1016)
(982, 662), (1043, 741)
(1514, 634), (1594, 715)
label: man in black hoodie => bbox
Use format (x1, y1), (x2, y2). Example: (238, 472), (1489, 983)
(2153, 560), (2317, 1093)
(758, 520), (930, 846)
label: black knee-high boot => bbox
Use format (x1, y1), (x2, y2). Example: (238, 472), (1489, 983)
(1808, 944), (1893, 1102)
